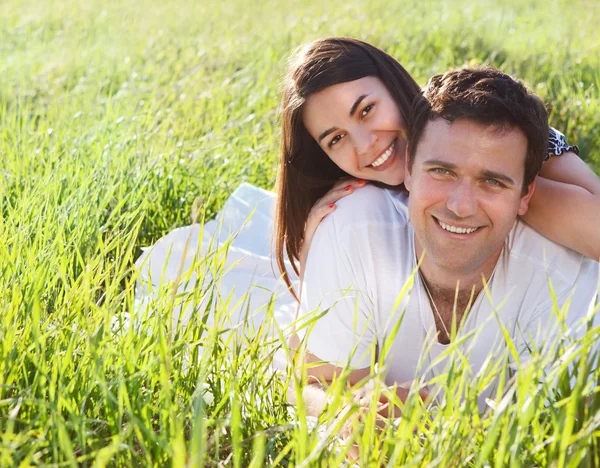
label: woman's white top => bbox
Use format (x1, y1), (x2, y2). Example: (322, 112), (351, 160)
(134, 183), (298, 335)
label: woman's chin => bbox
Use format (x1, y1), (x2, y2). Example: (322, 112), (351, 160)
(370, 169), (405, 187)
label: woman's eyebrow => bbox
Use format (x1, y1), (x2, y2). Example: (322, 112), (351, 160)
(318, 127), (337, 143)
(318, 94), (372, 143)
(349, 94), (370, 117)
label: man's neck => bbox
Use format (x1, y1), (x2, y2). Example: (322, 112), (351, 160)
(415, 239), (502, 343)
(415, 243), (500, 298)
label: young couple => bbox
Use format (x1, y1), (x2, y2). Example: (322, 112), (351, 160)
(136, 38), (600, 409)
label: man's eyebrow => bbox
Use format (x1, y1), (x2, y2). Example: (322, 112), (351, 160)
(317, 94), (371, 143)
(481, 169), (516, 186)
(422, 159), (458, 170)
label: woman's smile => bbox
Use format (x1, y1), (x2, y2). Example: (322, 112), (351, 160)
(368, 139), (396, 169)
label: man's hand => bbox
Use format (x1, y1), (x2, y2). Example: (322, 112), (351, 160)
(335, 380), (430, 461)
(349, 379), (430, 420)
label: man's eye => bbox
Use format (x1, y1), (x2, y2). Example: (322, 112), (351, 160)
(485, 179), (502, 186)
(432, 168), (451, 176)
(329, 134), (345, 148)
(360, 104), (374, 117)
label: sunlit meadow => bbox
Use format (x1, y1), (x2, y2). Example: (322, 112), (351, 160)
(1, 0), (599, 465)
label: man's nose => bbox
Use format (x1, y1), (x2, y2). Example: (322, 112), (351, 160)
(446, 181), (478, 218)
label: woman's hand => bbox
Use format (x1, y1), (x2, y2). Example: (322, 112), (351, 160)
(298, 178), (367, 280)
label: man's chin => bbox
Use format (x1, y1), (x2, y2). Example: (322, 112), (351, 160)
(421, 247), (484, 274)
(433, 259), (479, 274)
(422, 242), (504, 278)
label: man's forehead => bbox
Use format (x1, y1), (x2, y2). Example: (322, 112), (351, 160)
(416, 118), (528, 177)
(421, 117), (522, 140)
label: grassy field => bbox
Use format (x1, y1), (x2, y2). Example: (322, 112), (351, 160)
(1, 0), (599, 465)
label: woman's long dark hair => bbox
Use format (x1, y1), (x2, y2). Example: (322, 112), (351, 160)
(274, 37), (421, 301)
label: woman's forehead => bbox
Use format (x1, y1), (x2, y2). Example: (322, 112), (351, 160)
(306, 76), (385, 105)
(302, 76), (386, 134)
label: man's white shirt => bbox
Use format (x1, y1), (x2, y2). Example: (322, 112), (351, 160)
(298, 185), (599, 406)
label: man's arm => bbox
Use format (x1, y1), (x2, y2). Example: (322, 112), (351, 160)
(288, 188), (427, 418)
(286, 332), (372, 417)
(294, 207), (378, 370)
(287, 329), (428, 421)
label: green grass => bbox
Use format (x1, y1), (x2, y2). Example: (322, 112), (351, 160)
(1, 0), (599, 465)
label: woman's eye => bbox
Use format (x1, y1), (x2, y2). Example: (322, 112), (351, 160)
(360, 104), (374, 117)
(329, 134), (345, 148)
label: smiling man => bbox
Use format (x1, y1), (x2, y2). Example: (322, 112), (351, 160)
(295, 68), (599, 412)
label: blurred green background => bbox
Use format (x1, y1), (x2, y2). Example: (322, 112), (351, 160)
(2, 0), (598, 243)
(1, 0), (599, 464)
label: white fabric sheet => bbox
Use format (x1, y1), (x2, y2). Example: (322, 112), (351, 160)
(134, 183), (298, 335)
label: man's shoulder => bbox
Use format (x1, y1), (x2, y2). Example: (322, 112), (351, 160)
(328, 184), (409, 228)
(499, 221), (599, 341)
(507, 220), (598, 293)
(309, 185), (412, 260)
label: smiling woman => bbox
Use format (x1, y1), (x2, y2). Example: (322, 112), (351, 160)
(301, 76), (407, 185)
(275, 38), (421, 299)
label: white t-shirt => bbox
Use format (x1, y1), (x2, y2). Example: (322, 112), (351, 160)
(299, 185), (598, 404)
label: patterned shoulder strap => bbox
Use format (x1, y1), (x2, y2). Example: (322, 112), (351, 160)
(546, 127), (580, 161)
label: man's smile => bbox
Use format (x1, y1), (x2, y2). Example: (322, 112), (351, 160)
(433, 216), (482, 236)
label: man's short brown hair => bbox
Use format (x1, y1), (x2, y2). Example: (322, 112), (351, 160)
(408, 67), (548, 193)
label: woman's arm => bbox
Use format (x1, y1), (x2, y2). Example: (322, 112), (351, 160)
(539, 150), (600, 195)
(523, 151), (600, 260)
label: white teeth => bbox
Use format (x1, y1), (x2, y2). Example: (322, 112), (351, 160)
(371, 140), (395, 168)
(438, 220), (478, 234)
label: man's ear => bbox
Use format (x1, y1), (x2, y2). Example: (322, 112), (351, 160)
(404, 144), (412, 191)
(517, 177), (537, 216)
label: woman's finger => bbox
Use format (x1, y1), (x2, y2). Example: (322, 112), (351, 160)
(306, 202), (336, 227)
(317, 179), (366, 207)
(330, 177), (365, 192)
(305, 182), (365, 236)
(306, 180), (366, 224)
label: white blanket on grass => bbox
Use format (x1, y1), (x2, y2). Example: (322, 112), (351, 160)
(134, 183), (298, 338)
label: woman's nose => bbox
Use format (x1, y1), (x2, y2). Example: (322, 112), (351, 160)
(353, 128), (377, 157)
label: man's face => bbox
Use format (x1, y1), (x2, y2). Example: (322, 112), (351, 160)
(405, 119), (536, 275)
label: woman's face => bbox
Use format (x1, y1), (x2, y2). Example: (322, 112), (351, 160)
(302, 76), (408, 186)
